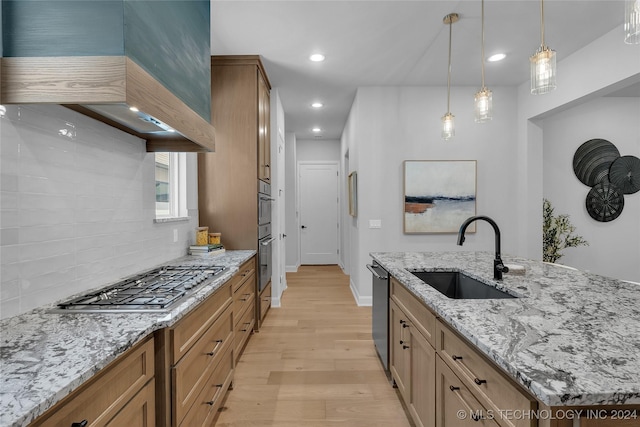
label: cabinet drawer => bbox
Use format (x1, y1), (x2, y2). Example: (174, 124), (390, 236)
(436, 356), (500, 427)
(31, 337), (154, 427)
(235, 300), (255, 360)
(391, 277), (436, 345)
(172, 304), (233, 426)
(171, 280), (232, 363)
(436, 320), (536, 427)
(179, 342), (234, 427)
(233, 272), (255, 325)
(229, 258), (255, 293)
(259, 281), (271, 322)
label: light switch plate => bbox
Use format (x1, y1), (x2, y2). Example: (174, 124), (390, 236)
(369, 220), (382, 229)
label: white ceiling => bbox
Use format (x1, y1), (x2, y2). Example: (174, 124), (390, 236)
(210, 1), (629, 140)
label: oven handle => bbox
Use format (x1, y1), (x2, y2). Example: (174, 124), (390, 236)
(366, 263), (388, 280)
(260, 237), (276, 246)
(259, 195), (276, 201)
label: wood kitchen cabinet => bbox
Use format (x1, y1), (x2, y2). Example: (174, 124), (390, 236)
(198, 55), (271, 251)
(232, 257), (257, 362)
(390, 278), (436, 427)
(29, 337), (155, 427)
(436, 320), (536, 427)
(436, 356), (500, 427)
(154, 280), (234, 427)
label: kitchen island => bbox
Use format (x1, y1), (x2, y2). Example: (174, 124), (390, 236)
(372, 251), (640, 426)
(0, 250), (255, 427)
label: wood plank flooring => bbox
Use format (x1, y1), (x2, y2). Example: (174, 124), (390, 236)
(214, 265), (412, 427)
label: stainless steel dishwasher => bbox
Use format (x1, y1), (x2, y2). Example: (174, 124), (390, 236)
(367, 260), (390, 374)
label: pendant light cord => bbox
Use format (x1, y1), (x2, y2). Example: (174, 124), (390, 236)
(447, 18), (452, 114)
(540, 0), (545, 47)
(481, 0), (486, 89)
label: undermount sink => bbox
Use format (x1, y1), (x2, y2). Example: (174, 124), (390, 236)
(409, 271), (517, 299)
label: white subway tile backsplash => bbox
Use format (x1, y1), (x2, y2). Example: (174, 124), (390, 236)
(0, 105), (198, 319)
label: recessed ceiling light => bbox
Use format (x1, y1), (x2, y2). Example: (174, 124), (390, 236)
(487, 53), (506, 62)
(311, 102), (324, 108)
(312, 127), (322, 133)
(309, 54), (325, 62)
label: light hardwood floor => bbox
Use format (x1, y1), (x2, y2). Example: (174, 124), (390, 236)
(214, 265), (412, 427)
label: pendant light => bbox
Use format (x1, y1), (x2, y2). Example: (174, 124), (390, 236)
(442, 13), (458, 141)
(625, 0), (640, 44)
(530, 0), (556, 95)
(474, 0), (492, 123)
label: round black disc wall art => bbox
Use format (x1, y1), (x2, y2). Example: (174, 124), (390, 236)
(573, 139), (621, 186)
(585, 181), (625, 222)
(608, 155), (640, 194)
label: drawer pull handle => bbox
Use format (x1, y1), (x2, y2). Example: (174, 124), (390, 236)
(399, 340), (404, 345)
(206, 400), (215, 406)
(399, 320), (406, 325)
(402, 323), (409, 328)
(207, 340), (224, 356)
(452, 355), (463, 361)
(402, 345), (409, 349)
(450, 383), (484, 421)
(240, 298), (248, 301)
(474, 378), (487, 385)
(71, 421), (88, 427)
(216, 383), (223, 387)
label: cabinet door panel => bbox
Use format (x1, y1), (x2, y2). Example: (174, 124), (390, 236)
(105, 379), (156, 427)
(390, 299), (410, 400)
(409, 326), (436, 427)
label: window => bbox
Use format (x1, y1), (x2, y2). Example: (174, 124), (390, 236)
(155, 153), (188, 219)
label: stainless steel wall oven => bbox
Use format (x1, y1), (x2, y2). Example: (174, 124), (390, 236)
(258, 181), (274, 293)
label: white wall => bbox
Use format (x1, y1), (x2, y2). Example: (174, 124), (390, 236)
(284, 132), (298, 271)
(270, 88), (287, 306)
(343, 86), (519, 304)
(515, 25), (640, 260)
(297, 139), (341, 162)
(284, 138), (341, 272)
(0, 105), (199, 319)
(542, 96), (640, 281)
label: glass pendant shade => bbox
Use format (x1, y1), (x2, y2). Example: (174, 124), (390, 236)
(441, 113), (455, 140)
(530, 46), (556, 95)
(474, 88), (493, 123)
(625, 0), (640, 44)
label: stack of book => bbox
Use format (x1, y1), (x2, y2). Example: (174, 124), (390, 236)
(189, 244), (225, 256)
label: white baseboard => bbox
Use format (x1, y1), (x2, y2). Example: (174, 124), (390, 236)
(271, 295), (281, 308)
(285, 265), (298, 273)
(349, 278), (372, 306)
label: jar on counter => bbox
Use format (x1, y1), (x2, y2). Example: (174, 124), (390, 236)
(195, 227), (209, 245)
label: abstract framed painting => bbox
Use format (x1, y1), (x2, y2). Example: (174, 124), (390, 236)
(403, 160), (477, 234)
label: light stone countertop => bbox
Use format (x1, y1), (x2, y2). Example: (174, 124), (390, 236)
(371, 251), (640, 407)
(0, 250), (255, 427)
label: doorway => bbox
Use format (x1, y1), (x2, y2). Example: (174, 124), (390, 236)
(298, 162), (340, 265)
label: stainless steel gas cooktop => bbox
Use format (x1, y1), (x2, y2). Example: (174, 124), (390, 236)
(53, 265), (227, 313)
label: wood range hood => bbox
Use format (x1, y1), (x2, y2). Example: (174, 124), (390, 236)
(1, 56), (216, 153)
(0, 0), (215, 153)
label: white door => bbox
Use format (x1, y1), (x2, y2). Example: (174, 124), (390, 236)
(299, 162), (339, 264)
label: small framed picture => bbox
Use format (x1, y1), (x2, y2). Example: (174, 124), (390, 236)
(348, 171), (357, 217)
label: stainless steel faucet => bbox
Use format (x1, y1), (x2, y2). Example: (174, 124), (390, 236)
(457, 215), (509, 280)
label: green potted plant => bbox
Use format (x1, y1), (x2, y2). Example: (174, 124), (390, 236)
(543, 199), (589, 263)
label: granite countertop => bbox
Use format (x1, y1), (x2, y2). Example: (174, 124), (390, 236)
(0, 250), (255, 427)
(371, 251), (640, 407)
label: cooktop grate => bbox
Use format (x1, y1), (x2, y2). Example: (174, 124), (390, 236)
(55, 265), (227, 312)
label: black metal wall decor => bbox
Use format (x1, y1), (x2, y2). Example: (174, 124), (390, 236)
(573, 139), (640, 222)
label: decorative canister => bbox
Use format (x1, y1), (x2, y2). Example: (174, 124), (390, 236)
(196, 227), (209, 245)
(209, 232), (221, 245)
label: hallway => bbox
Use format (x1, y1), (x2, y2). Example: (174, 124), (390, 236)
(215, 265), (412, 426)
